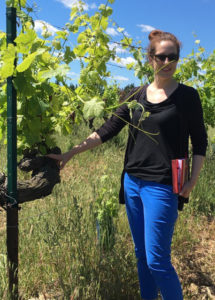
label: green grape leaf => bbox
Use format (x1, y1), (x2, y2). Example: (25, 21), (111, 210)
(52, 40), (61, 50)
(15, 29), (37, 54)
(70, 7), (79, 21)
(64, 46), (76, 64)
(16, 48), (45, 73)
(99, 5), (113, 17)
(117, 27), (124, 33)
(41, 82), (54, 96)
(6, 0), (26, 7)
(0, 32), (6, 45)
(23, 124), (41, 146)
(41, 51), (52, 64)
(27, 97), (43, 115)
(55, 30), (68, 40)
(45, 136), (56, 148)
(41, 64), (70, 79)
(38, 144), (47, 155)
(16, 52), (36, 73)
(20, 0), (27, 7)
(73, 43), (88, 56)
(39, 100), (49, 113)
(97, 61), (106, 74)
(63, 122), (72, 134)
(77, 32), (87, 43)
(100, 17), (109, 30)
(83, 97), (105, 119)
(126, 62), (135, 70)
(0, 128), (3, 141)
(13, 72), (37, 97)
(0, 43), (16, 79)
(127, 100), (140, 110)
(121, 37), (133, 48)
(27, 117), (41, 133)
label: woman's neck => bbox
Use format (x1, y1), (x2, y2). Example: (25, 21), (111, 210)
(151, 77), (177, 90)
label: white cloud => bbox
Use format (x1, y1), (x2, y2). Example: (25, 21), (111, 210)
(56, 0), (84, 9)
(53, 51), (63, 57)
(120, 57), (136, 67)
(108, 43), (128, 54)
(111, 56), (136, 67)
(34, 20), (58, 35)
(68, 71), (79, 78)
(124, 31), (130, 37)
(108, 27), (130, 37)
(56, 0), (96, 10)
(106, 27), (119, 36)
(112, 75), (129, 82)
(89, 3), (97, 9)
(137, 24), (156, 33)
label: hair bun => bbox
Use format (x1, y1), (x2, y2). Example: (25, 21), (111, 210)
(148, 30), (163, 41)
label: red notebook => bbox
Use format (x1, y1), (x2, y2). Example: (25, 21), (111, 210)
(171, 158), (189, 194)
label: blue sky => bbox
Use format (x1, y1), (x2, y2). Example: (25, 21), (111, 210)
(1, 0), (215, 87)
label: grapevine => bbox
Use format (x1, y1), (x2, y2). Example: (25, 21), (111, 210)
(0, 0), (214, 157)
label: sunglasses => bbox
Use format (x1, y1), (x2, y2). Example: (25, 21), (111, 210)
(153, 53), (179, 62)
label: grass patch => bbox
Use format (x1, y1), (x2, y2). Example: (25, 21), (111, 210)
(0, 123), (214, 299)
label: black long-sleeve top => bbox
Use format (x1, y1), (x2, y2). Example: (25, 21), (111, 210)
(96, 84), (208, 208)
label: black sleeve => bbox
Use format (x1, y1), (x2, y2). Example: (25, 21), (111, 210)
(95, 88), (140, 143)
(188, 89), (208, 156)
(95, 103), (130, 143)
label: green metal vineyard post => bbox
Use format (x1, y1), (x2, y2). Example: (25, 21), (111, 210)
(6, 6), (19, 300)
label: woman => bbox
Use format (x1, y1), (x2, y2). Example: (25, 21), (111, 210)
(48, 30), (207, 300)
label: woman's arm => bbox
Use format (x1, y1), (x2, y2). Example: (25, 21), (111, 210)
(47, 87), (142, 169)
(180, 88), (207, 198)
(179, 154), (205, 198)
(47, 131), (102, 169)
(47, 102), (129, 170)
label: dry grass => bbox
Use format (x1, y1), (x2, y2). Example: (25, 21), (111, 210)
(0, 125), (214, 299)
(173, 216), (215, 299)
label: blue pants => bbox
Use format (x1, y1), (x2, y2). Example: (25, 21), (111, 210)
(124, 172), (183, 300)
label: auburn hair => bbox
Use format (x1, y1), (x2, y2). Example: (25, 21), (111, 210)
(147, 30), (182, 58)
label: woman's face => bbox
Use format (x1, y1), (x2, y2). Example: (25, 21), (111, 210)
(149, 40), (179, 79)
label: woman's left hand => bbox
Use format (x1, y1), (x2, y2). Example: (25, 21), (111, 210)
(179, 180), (195, 198)
(179, 155), (205, 199)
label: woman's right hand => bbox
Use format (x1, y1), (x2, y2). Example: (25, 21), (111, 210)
(46, 132), (102, 170)
(46, 151), (73, 170)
